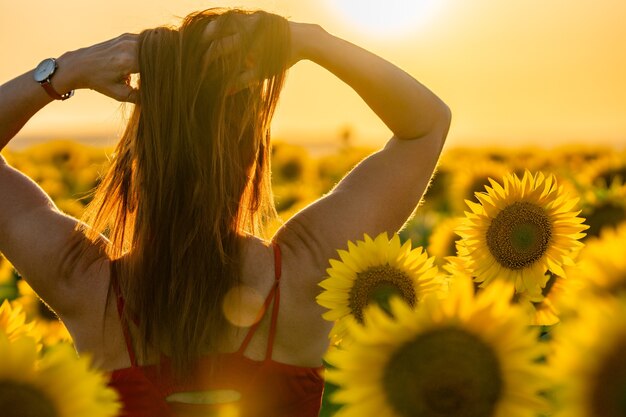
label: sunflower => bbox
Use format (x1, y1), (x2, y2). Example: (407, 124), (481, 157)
(0, 299), (40, 343)
(271, 142), (317, 185)
(316, 233), (442, 342)
(426, 216), (464, 263)
(16, 280), (72, 346)
(580, 181), (626, 239)
(442, 255), (472, 278)
(440, 243), (477, 294)
(507, 146), (551, 174)
(444, 254), (569, 326)
(325, 277), (549, 417)
(447, 242), (568, 326)
(515, 272), (573, 326)
(448, 160), (509, 214)
(546, 144), (610, 173)
(317, 146), (373, 194)
(578, 151), (626, 189)
(568, 222), (626, 297)
(456, 171), (587, 299)
(0, 255), (16, 285)
(0, 331), (120, 417)
(551, 296), (626, 417)
(0, 257), (18, 300)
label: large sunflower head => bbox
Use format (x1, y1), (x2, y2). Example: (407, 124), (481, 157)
(325, 276), (549, 417)
(0, 331), (120, 417)
(456, 171), (588, 299)
(551, 295), (626, 417)
(316, 233), (442, 342)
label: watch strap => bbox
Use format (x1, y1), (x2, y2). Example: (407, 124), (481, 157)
(41, 80), (74, 101)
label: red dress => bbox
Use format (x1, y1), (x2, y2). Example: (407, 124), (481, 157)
(108, 244), (324, 417)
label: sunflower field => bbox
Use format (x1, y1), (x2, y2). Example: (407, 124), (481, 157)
(2, 140), (626, 416)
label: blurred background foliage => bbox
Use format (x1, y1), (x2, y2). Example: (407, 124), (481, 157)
(3, 140), (626, 310)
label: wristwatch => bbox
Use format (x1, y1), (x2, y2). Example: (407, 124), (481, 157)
(33, 58), (74, 101)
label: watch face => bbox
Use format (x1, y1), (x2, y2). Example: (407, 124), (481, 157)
(34, 58), (56, 82)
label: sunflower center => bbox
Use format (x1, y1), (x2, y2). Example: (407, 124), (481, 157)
(486, 201), (552, 270)
(0, 381), (58, 417)
(590, 337), (626, 417)
(382, 327), (502, 417)
(348, 265), (416, 323)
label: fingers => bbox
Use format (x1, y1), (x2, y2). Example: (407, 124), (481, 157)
(125, 89), (139, 103)
(202, 13), (260, 41)
(109, 83), (139, 103)
(202, 20), (224, 41)
(202, 13), (261, 65)
(205, 33), (243, 63)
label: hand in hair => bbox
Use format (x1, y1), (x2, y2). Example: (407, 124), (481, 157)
(58, 33), (139, 103)
(0, 33), (140, 146)
(201, 12), (295, 94)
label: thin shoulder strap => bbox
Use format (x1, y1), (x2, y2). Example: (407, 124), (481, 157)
(237, 242), (282, 360)
(111, 260), (138, 368)
(265, 242), (282, 359)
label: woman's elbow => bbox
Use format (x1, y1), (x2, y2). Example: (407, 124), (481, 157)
(435, 98), (452, 133)
(418, 100), (452, 142)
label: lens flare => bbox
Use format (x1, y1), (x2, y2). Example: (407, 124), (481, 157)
(222, 285), (265, 328)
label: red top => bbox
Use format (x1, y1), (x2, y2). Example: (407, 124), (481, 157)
(108, 244), (324, 417)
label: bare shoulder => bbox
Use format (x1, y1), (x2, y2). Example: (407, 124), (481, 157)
(271, 228), (334, 365)
(239, 235), (276, 289)
(57, 257), (132, 370)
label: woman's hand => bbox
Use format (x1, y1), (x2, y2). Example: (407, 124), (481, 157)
(0, 33), (139, 146)
(202, 16), (319, 92)
(55, 33), (139, 103)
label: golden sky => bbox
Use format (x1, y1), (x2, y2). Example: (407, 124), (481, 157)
(1, 0), (625, 149)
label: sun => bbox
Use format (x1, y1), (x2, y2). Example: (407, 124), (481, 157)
(327, 0), (439, 36)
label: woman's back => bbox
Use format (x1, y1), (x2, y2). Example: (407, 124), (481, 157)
(83, 237), (330, 372)
(0, 6), (450, 417)
(105, 240), (324, 417)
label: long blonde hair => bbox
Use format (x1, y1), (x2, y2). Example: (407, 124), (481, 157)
(81, 8), (290, 375)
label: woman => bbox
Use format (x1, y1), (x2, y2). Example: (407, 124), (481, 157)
(0, 8), (450, 417)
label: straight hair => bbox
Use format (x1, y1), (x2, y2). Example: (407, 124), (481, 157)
(79, 8), (290, 376)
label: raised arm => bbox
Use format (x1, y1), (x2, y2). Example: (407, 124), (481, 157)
(0, 34), (138, 317)
(276, 23), (451, 283)
(0, 34), (139, 147)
